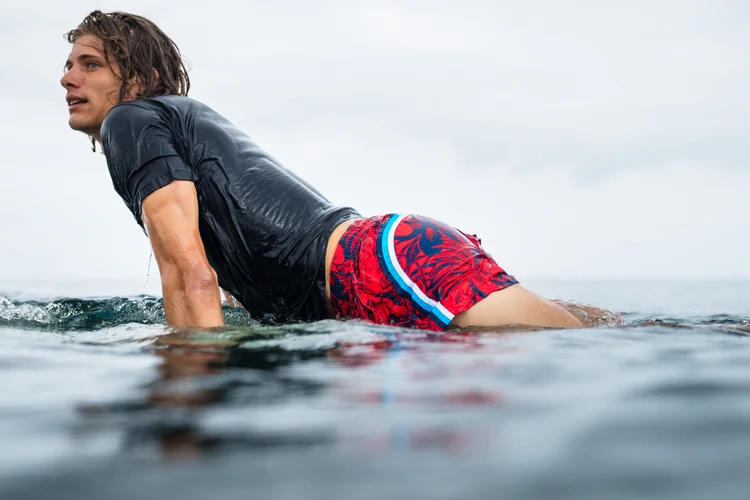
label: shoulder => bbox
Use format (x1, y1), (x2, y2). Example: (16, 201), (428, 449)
(102, 97), (189, 152)
(102, 97), (176, 133)
(100, 100), (163, 149)
(105, 96), (210, 138)
(102, 98), (192, 170)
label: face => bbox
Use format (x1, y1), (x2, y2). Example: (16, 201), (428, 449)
(60, 35), (123, 141)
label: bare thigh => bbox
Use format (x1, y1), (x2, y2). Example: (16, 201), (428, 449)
(449, 284), (584, 329)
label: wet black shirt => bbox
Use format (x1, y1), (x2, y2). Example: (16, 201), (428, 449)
(101, 95), (359, 323)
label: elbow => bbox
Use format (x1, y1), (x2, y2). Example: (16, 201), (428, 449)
(185, 267), (219, 292)
(159, 262), (224, 328)
(162, 262), (218, 293)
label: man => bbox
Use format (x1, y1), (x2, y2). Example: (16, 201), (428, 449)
(61, 11), (587, 330)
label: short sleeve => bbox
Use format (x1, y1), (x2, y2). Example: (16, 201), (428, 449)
(101, 102), (196, 226)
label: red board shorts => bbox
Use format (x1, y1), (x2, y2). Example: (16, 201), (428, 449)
(329, 214), (518, 331)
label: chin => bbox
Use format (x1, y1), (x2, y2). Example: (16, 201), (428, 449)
(68, 117), (97, 136)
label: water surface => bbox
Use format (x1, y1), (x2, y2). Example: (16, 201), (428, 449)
(1, 280), (749, 500)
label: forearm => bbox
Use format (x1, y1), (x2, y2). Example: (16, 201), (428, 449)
(161, 269), (225, 327)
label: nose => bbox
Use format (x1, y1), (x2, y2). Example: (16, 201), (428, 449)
(60, 67), (79, 89)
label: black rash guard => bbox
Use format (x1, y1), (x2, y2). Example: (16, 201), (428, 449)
(100, 95), (360, 324)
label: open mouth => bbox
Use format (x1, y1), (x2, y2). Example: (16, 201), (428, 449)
(68, 98), (89, 109)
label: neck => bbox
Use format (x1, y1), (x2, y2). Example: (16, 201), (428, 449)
(87, 132), (103, 153)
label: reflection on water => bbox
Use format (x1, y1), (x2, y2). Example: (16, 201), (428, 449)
(72, 326), (513, 462)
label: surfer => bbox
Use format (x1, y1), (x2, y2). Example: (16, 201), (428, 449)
(61, 10), (596, 330)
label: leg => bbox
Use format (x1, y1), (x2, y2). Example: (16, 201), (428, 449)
(450, 284), (584, 329)
(552, 300), (625, 327)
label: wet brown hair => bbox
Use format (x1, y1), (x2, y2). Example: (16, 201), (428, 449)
(66, 10), (190, 100)
(65, 11), (190, 149)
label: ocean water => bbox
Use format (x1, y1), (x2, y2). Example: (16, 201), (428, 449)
(1, 279), (749, 500)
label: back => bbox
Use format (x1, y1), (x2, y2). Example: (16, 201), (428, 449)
(101, 95), (359, 323)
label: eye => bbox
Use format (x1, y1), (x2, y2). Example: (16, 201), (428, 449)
(86, 61), (101, 69)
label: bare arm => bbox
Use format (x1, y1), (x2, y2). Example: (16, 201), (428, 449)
(141, 180), (224, 327)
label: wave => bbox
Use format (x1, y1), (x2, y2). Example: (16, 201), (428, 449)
(0, 296), (255, 331)
(1, 295), (748, 335)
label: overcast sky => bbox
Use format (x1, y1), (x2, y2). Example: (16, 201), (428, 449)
(1, 0), (748, 295)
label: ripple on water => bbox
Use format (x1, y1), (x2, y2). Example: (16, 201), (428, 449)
(1, 290), (750, 500)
